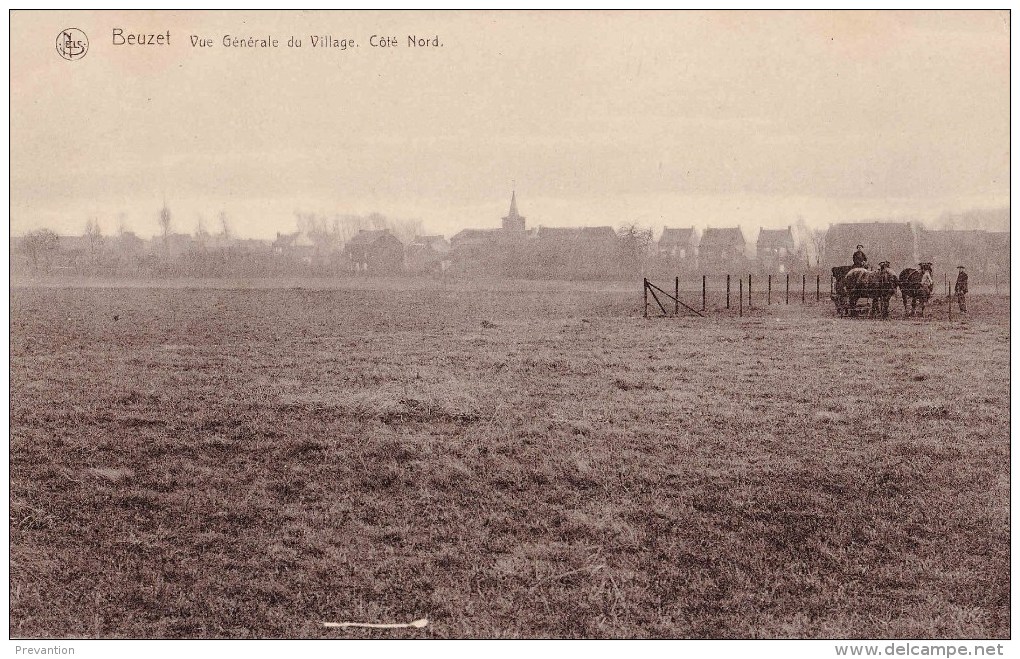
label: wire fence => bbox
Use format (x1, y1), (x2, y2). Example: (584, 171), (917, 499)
(643, 272), (1005, 319)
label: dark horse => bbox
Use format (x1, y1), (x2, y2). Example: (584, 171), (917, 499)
(899, 263), (934, 317)
(871, 266), (899, 318)
(844, 267), (899, 318)
(831, 265), (857, 316)
(832, 265), (897, 317)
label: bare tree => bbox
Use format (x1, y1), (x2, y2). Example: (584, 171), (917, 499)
(293, 210), (425, 251)
(793, 216), (825, 268)
(218, 211), (231, 239)
(617, 222), (655, 276)
(936, 212), (959, 230)
(350, 212), (422, 243)
(84, 218), (104, 259)
(367, 212), (387, 230)
(334, 213), (369, 243)
(116, 212), (128, 237)
(294, 211), (314, 236)
(83, 219), (105, 273)
(22, 229), (60, 273)
(158, 202), (173, 241)
(388, 216), (425, 244)
(194, 215), (211, 246)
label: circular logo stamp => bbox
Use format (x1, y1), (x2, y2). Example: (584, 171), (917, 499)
(56, 28), (88, 61)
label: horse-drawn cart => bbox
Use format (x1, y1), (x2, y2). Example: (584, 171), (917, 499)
(831, 266), (870, 317)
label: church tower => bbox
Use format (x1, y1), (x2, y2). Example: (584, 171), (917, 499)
(501, 191), (526, 232)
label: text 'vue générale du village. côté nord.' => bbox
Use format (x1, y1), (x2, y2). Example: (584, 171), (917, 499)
(111, 28), (443, 49)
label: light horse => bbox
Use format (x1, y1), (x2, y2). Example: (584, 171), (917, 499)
(843, 265), (899, 319)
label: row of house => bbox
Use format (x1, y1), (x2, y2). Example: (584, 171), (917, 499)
(442, 194), (801, 274)
(658, 226), (792, 270)
(635, 220), (1009, 275)
(360, 195), (1007, 276)
(443, 196), (1009, 276)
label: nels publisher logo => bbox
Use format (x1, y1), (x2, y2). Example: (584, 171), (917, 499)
(56, 28), (88, 61)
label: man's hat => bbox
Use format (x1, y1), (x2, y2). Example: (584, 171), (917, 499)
(958, 265), (966, 269)
(856, 244), (864, 249)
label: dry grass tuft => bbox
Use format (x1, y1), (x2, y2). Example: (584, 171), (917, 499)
(88, 467), (135, 482)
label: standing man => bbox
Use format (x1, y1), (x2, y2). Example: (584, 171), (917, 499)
(852, 244), (868, 269)
(955, 265), (968, 313)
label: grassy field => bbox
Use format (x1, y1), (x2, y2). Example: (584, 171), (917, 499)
(10, 280), (1010, 639)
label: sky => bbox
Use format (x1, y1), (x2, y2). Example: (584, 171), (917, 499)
(10, 10), (1010, 240)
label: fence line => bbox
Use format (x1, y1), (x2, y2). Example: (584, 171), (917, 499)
(643, 278), (704, 318)
(650, 273), (830, 315)
(646, 271), (997, 319)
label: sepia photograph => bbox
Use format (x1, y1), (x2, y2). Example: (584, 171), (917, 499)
(8, 8), (1011, 651)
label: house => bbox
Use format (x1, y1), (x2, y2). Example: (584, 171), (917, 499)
(273, 231), (316, 262)
(756, 226), (797, 272)
(49, 234), (97, 273)
(918, 228), (1010, 276)
(56, 235), (93, 255)
(983, 232), (1010, 277)
(529, 225), (619, 279)
(824, 221), (917, 270)
(450, 228), (505, 251)
(204, 234), (242, 252)
(161, 232), (195, 257)
(234, 238), (273, 255)
(116, 231), (147, 255)
(698, 227), (747, 270)
(536, 225), (617, 247)
(658, 227), (698, 261)
(578, 226), (617, 243)
(406, 234), (452, 274)
(534, 225), (612, 267)
(531, 226), (617, 245)
(344, 229), (405, 274)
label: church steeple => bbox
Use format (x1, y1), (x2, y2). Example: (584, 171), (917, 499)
(502, 189), (526, 232)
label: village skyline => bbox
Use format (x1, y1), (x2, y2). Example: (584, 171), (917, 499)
(11, 194), (1011, 244)
(12, 188), (1009, 280)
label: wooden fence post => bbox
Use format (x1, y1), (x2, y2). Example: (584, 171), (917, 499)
(702, 275), (707, 311)
(786, 273), (790, 305)
(739, 277), (743, 317)
(675, 276), (680, 316)
(726, 275), (731, 309)
(816, 274), (820, 302)
(643, 278), (648, 318)
(802, 274), (806, 304)
(768, 274), (772, 305)
(748, 274), (752, 309)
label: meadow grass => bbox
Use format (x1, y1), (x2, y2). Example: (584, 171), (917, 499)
(10, 282), (1009, 638)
